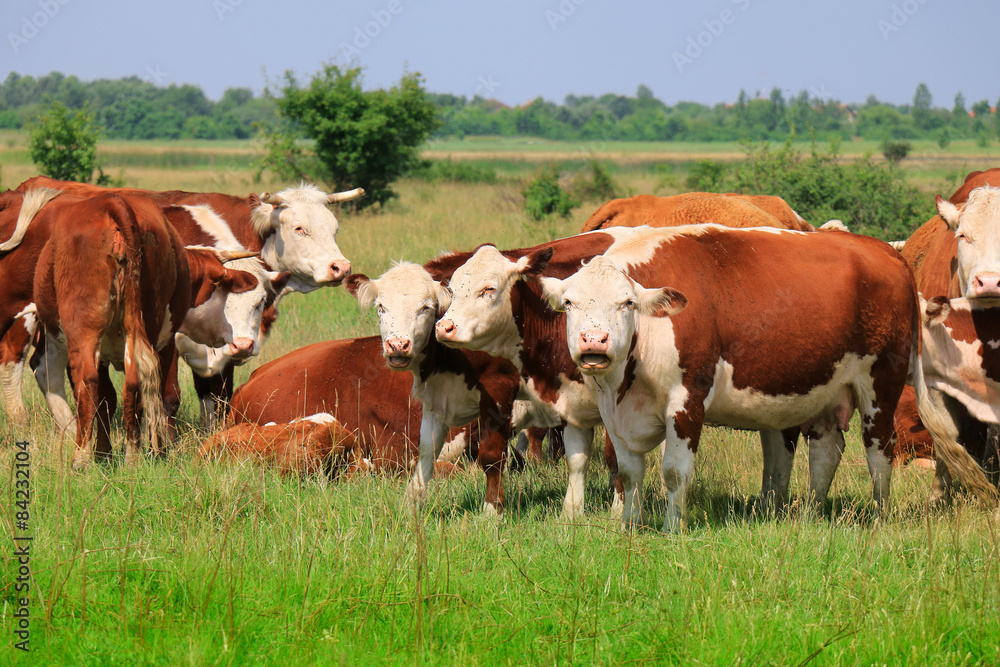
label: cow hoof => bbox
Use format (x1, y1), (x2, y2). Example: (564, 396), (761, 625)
(481, 502), (503, 517)
(71, 453), (93, 472)
(609, 495), (624, 520)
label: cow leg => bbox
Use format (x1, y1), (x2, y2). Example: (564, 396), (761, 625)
(31, 333), (78, 436)
(0, 320), (34, 424)
(550, 426), (566, 461)
(192, 362), (236, 429)
(478, 426), (508, 514)
(806, 424), (846, 511)
(661, 425), (700, 533)
(67, 338), (102, 469)
(562, 424), (594, 519)
(859, 401), (899, 521)
(162, 348), (181, 441)
(759, 428), (798, 511)
(525, 426), (547, 464)
(604, 430), (624, 518)
(404, 409), (449, 507)
(93, 364), (117, 462)
(612, 437), (646, 528)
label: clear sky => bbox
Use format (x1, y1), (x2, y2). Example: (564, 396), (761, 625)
(2, 0), (998, 108)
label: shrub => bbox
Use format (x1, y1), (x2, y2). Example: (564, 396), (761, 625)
(523, 167), (578, 220)
(572, 159), (621, 202)
(684, 158), (728, 191)
(26, 101), (102, 182)
(880, 139), (911, 163)
(413, 158), (498, 184)
(687, 139), (933, 240)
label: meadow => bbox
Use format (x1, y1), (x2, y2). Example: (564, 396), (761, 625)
(2, 134), (1000, 665)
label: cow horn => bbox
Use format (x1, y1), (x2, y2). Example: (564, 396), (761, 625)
(327, 188), (365, 203)
(259, 192), (284, 205)
(217, 249), (260, 263)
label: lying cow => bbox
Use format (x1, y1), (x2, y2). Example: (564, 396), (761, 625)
(197, 413), (375, 478)
(30, 192), (259, 466)
(536, 226), (984, 529)
(227, 336), (472, 474)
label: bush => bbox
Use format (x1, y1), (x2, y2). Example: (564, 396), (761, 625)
(572, 159), (621, 202)
(258, 65), (440, 210)
(523, 167), (578, 220)
(684, 159), (729, 191)
(880, 140), (911, 163)
(688, 139), (933, 240)
(26, 101), (102, 182)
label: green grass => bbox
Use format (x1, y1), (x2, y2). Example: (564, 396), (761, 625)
(2, 137), (1000, 664)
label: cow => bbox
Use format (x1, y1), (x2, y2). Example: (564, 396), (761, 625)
(9, 176), (362, 424)
(534, 226), (982, 529)
(345, 262), (528, 512)
(897, 177), (1000, 502)
(917, 295), (1000, 497)
(579, 192), (818, 233)
(227, 336), (471, 475)
(197, 413), (374, 478)
(29, 192), (259, 466)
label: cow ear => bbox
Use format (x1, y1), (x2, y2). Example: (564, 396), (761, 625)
(936, 195), (962, 230)
(639, 286), (687, 318)
(434, 281), (452, 317)
(345, 274), (378, 310)
(538, 276), (567, 312)
(223, 268), (260, 295)
(922, 295), (951, 327)
(267, 271), (292, 296)
(515, 247), (554, 280)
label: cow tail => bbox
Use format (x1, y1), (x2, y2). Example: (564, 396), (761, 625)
(108, 196), (167, 454)
(909, 300), (999, 507)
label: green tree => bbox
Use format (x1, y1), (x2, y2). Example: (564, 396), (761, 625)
(912, 82), (933, 130)
(26, 101), (102, 182)
(523, 167), (578, 220)
(258, 65), (440, 209)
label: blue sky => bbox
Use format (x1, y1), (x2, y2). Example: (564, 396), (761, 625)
(3, 0), (998, 108)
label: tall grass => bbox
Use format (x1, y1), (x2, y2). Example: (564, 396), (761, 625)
(2, 139), (1000, 664)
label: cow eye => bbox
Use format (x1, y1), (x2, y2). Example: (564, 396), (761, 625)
(562, 299), (573, 310)
(293, 225), (307, 235)
(376, 304), (385, 315)
(480, 286), (496, 298)
(957, 232), (969, 243)
(623, 299), (635, 309)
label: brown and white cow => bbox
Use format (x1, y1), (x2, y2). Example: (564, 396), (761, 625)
(227, 336), (472, 475)
(8, 177), (361, 426)
(579, 192), (818, 233)
(346, 263), (525, 512)
(896, 177), (1000, 501)
(29, 193), (259, 466)
(535, 226), (944, 529)
(197, 413), (375, 478)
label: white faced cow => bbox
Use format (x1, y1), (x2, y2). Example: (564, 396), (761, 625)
(538, 227), (982, 530)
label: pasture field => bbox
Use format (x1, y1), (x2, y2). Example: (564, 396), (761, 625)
(2, 137), (1000, 664)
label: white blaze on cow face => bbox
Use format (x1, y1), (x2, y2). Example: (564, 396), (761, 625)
(256, 184), (363, 293)
(435, 245), (550, 359)
(938, 186), (1000, 303)
(218, 258), (287, 360)
(540, 256), (687, 376)
(346, 263), (451, 371)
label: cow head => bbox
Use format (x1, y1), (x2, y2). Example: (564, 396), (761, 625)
(346, 263), (451, 371)
(435, 245), (552, 359)
(938, 186), (1000, 303)
(181, 247), (262, 347)
(539, 256), (687, 376)
(254, 184), (364, 293)
(215, 256), (290, 362)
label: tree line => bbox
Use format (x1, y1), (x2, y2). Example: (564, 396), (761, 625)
(3, 72), (999, 145)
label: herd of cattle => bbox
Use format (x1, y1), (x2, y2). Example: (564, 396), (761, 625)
(3, 171), (1000, 530)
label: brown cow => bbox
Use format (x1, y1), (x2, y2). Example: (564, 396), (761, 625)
(227, 336), (472, 475)
(579, 192), (818, 233)
(28, 192), (258, 466)
(197, 413), (378, 478)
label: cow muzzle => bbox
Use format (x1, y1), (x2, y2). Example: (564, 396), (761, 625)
(577, 330), (611, 371)
(228, 337), (256, 360)
(972, 272), (1000, 301)
(324, 259), (352, 285)
(436, 319), (457, 342)
(384, 337), (413, 368)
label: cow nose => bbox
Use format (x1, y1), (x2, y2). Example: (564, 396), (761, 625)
(578, 329), (610, 352)
(974, 272), (1000, 297)
(436, 319), (456, 340)
(229, 337), (255, 357)
(330, 260), (351, 282)
(385, 338), (411, 355)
